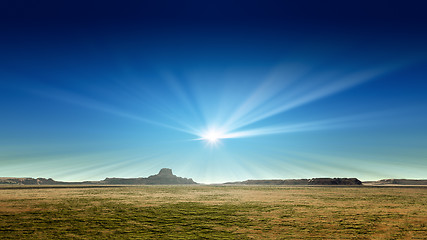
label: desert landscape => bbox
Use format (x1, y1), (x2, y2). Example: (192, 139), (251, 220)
(1, 185), (426, 239)
(1, 169), (426, 239)
(2, 1), (427, 239)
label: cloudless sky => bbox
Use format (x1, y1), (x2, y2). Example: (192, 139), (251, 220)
(1, 0), (427, 183)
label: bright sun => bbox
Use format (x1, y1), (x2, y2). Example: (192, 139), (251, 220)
(201, 130), (223, 144)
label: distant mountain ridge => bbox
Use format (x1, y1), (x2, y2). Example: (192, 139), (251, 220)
(101, 168), (196, 185)
(0, 177), (62, 185)
(363, 179), (427, 186)
(225, 178), (363, 185)
(0, 168), (196, 185)
(1, 172), (426, 186)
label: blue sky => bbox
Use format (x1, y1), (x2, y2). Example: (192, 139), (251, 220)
(1, 0), (427, 183)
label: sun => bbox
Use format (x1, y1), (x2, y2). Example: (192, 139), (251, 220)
(204, 132), (220, 143)
(201, 129), (224, 144)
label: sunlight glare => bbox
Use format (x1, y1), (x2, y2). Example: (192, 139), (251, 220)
(201, 129), (224, 144)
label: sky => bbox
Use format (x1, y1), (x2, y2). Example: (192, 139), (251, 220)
(1, 0), (427, 183)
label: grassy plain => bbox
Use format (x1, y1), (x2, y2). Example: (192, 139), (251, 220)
(0, 185), (426, 239)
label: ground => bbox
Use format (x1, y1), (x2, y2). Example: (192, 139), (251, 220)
(0, 185), (426, 239)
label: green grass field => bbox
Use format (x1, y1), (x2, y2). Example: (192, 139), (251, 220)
(1, 186), (426, 239)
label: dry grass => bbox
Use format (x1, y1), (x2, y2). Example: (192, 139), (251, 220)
(0, 185), (426, 239)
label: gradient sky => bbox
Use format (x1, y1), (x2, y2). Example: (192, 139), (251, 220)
(1, 1), (427, 183)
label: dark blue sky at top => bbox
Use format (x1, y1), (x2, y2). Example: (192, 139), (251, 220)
(0, 0), (426, 182)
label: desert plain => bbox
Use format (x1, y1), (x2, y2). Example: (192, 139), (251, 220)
(0, 185), (426, 239)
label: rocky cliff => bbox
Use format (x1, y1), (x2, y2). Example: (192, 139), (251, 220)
(102, 168), (196, 185)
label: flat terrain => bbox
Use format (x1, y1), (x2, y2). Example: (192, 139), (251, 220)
(0, 186), (426, 239)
